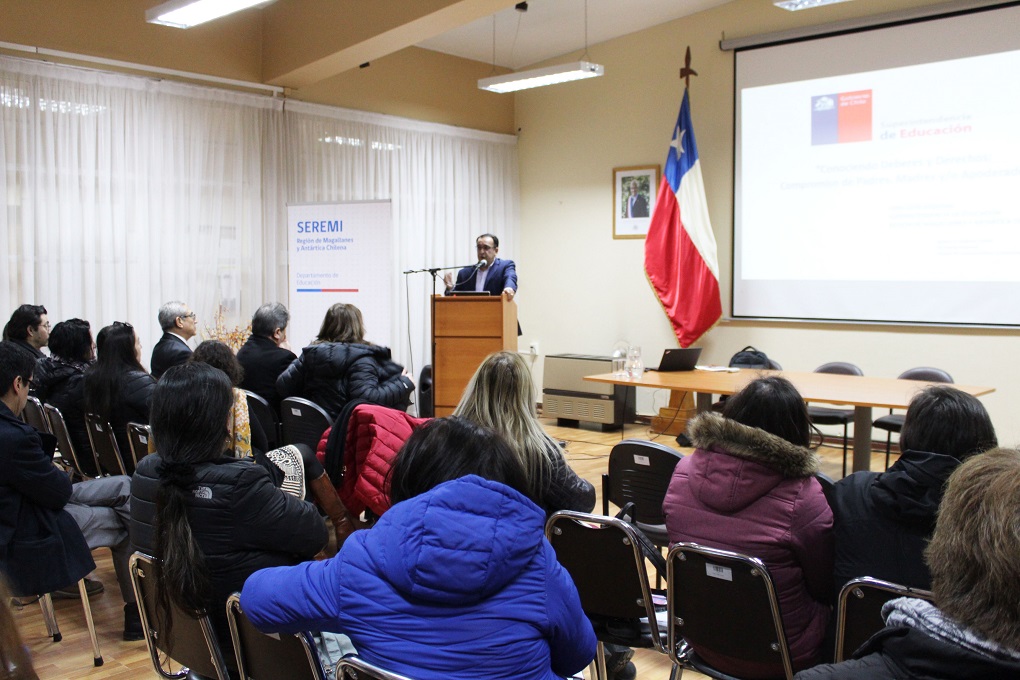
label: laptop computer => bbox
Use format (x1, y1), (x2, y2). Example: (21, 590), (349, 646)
(654, 347), (703, 372)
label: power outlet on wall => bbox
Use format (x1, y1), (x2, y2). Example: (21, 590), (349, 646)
(529, 341), (539, 356)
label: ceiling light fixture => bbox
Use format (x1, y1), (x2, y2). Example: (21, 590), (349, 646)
(773, 0), (852, 11)
(146, 0), (275, 29)
(479, 0), (603, 93)
(479, 61), (604, 93)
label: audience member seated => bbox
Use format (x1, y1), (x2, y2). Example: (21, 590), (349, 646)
(663, 376), (833, 677)
(0, 341), (141, 641)
(149, 301), (196, 380)
(796, 448), (1020, 679)
(276, 303), (413, 420)
(3, 304), (49, 362)
(191, 340), (355, 549)
(237, 302), (296, 414)
(84, 322), (156, 460)
(32, 318), (97, 475)
(129, 363), (327, 677)
(454, 350), (595, 515)
(240, 417), (597, 680)
(827, 386), (997, 593)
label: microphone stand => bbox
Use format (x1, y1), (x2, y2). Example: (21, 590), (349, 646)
(402, 262), (483, 416)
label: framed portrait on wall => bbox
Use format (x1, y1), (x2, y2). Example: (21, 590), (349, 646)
(613, 165), (660, 239)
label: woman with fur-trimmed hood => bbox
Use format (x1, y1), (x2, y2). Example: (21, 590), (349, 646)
(663, 376), (834, 678)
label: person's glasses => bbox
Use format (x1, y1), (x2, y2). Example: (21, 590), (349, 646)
(38, 322), (51, 330)
(179, 313), (196, 321)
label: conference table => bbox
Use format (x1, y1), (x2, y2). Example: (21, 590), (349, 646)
(584, 369), (995, 473)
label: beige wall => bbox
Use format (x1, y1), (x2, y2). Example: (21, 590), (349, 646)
(515, 0), (1020, 445)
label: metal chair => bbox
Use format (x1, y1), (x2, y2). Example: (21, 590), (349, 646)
(667, 542), (794, 680)
(22, 395), (50, 433)
(127, 422), (153, 469)
(245, 390), (280, 450)
(84, 412), (129, 476)
(806, 362), (863, 477)
(602, 439), (683, 548)
(44, 403), (100, 480)
(129, 552), (230, 680)
(834, 577), (932, 662)
(20, 580), (103, 667)
(280, 397), (332, 449)
(225, 593), (327, 680)
(546, 510), (678, 680)
(336, 656), (415, 680)
(872, 367), (953, 470)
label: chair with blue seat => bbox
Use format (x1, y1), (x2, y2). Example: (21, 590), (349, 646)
(872, 367), (953, 470)
(806, 362), (864, 477)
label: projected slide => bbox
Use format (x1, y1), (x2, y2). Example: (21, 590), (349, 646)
(733, 5), (1020, 326)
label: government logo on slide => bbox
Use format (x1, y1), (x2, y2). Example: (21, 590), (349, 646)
(811, 90), (872, 145)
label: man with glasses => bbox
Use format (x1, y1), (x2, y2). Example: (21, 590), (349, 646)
(151, 301), (196, 380)
(2, 304), (50, 361)
(443, 234), (517, 299)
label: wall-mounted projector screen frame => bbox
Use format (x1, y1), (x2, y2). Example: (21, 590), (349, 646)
(731, 2), (1020, 327)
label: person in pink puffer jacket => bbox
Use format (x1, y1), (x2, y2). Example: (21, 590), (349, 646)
(663, 376), (833, 678)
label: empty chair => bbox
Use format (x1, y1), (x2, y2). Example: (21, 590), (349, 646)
(21, 395), (50, 433)
(336, 656), (415, 680)
(84, 412), (129, 476)
(245, 390), (280, 450)
(129, 552), (230, 680)
(834, 577), (933, 662)
(807, 362), (864, 477)
(602, 439), (683, 548)
(873, 367), (953, 470)
(126, 422), (153, 469)
(545, 510), (676, 680)
(280, 397), (332, 448)
(667, 542), (794, 680)
(225, 593), (327, 680)
(44, 403), (99, 480)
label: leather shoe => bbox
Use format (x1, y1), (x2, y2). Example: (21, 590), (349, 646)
(52, 578), (104, 600)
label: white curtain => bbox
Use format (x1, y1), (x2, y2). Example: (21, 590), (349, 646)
(283, 100), (519, 379)
(0, 56), (519, 378)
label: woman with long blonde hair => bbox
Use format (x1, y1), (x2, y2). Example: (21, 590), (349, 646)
(454, 351), (594, 514)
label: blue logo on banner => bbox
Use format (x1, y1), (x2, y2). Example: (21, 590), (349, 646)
(297, 220), (342, 233)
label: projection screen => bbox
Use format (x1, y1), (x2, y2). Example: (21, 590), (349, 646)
(732, 3), (1020, 326)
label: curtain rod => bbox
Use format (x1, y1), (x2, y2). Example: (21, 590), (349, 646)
(0, 40), (285, 95)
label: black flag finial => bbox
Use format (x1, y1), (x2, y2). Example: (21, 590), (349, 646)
(679, 46), (697, 90)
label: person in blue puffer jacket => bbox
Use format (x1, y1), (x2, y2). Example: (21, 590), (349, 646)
(240, 416), (597, 679)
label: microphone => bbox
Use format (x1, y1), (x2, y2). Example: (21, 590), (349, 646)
(475, 259), (488, 270)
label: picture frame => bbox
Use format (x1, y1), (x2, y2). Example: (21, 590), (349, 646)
(613, 165), (660, 239)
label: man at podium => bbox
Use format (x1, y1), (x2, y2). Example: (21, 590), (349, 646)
(444, 234), (517, 300)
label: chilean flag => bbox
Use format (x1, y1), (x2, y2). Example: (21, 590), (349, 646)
(644, 89), (721, 347)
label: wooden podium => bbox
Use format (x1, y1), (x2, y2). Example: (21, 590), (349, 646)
(432, 295), (517, 416)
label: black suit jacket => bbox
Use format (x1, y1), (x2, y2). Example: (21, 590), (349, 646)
(150, 332), (192, 380)
(237, 335), (297, 414)
(0, 402), (94, 596)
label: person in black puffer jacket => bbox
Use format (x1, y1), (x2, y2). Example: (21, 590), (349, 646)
(130, 363), (328, 678)
(84, 322), (156, 472)
(827, 386), (997, 595)
(277, 303), (413, 419)
(796, 448), (1020, 680)
(33, 318), (97, 475)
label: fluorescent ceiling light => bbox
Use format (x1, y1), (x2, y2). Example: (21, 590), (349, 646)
(478, 61), (604, 94)
(146, 0), (274, 29)
(774, 0), (852, 11)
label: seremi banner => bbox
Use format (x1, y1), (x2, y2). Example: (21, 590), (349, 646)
(287, 201), (393, 350)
